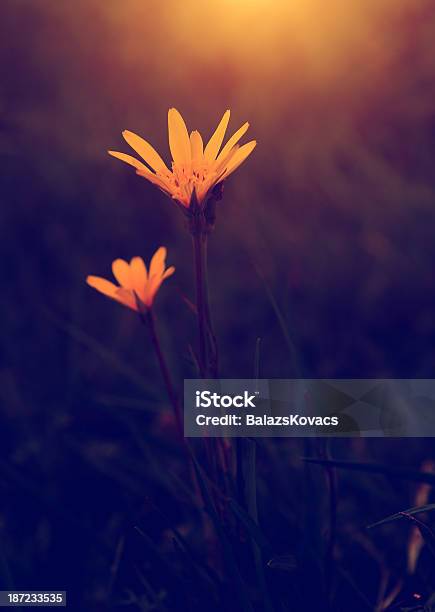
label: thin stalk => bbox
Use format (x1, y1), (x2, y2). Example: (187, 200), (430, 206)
(143, 310), (213, 549)
(190, 201), (219, 379)
(145, 308), (183, 436)
(243, 439), (273, 612)
(325, 459), (337, 602)
(192, 230), (208, 377)
(254, 262), (303, 378)
(248, 338), (273, 611)
(318, 438), (337, 610)
(202, 236), (219, 377)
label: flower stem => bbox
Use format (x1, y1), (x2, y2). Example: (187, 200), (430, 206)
(191, 209), (219, 378)
(192, 228), (209, 378)
(145, 308), (183, 436)
(202, 237), (219, 377)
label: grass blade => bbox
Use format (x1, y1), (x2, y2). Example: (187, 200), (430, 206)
(191, 455), (254, 612)
(368, 503), (435, 529)
(43, 308), (151, 392)
(303, 458), (435, 486)
(228, 497), (272, 553)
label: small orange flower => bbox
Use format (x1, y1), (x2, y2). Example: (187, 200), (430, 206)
(86, 247), (175, 311)
(108, 108), (256, 208)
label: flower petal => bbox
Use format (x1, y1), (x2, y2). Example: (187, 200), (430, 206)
(214, 144), (239, 175)
(87, 276), (136, 311)
(112, 259), (132, 289)
(149, 246), (167, 279)
(115, 288), (137, 311)
(108, 150), (151, 172)
(130, 256), (147, 301)
(109, 151), (170, 192)
(190, 130), (203, 164)
(145, 261), (175, 307)
(216, 122), (249, 164)
(221, 141), (256, 180)
(122, 130), (169, 173)
(144, 279), (160, 307)
(204, 110), (230, 163)
(86, 276), (118, 299)
(145, 275), (164, 307)
(135, 168), (171, 193)
(162, 266), (175, 280)
(168, 108), (191, 167)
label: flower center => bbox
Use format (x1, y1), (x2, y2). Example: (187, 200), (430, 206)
(166, 162), (219, 204)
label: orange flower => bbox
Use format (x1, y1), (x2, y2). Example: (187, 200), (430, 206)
(108, 109), (256, 208)
(86, 247), (175, 311)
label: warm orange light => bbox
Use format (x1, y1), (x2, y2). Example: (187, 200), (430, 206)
(160, 0), (394, 94)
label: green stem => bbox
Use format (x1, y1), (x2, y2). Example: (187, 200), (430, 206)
(240, 439), (273, 612)
(146, 309), (183, 436)
(192, 230), (209, 377)
(202, 237), (219, 377)
(322, 438), (337, 607)
(189, 192), (220, 378)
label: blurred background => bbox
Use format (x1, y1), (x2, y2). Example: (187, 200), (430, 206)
(2, 0), (435, 610)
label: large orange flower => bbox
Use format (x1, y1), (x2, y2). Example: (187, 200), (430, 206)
(108, 109), (256, 208)
(86, 247), (174, 311)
